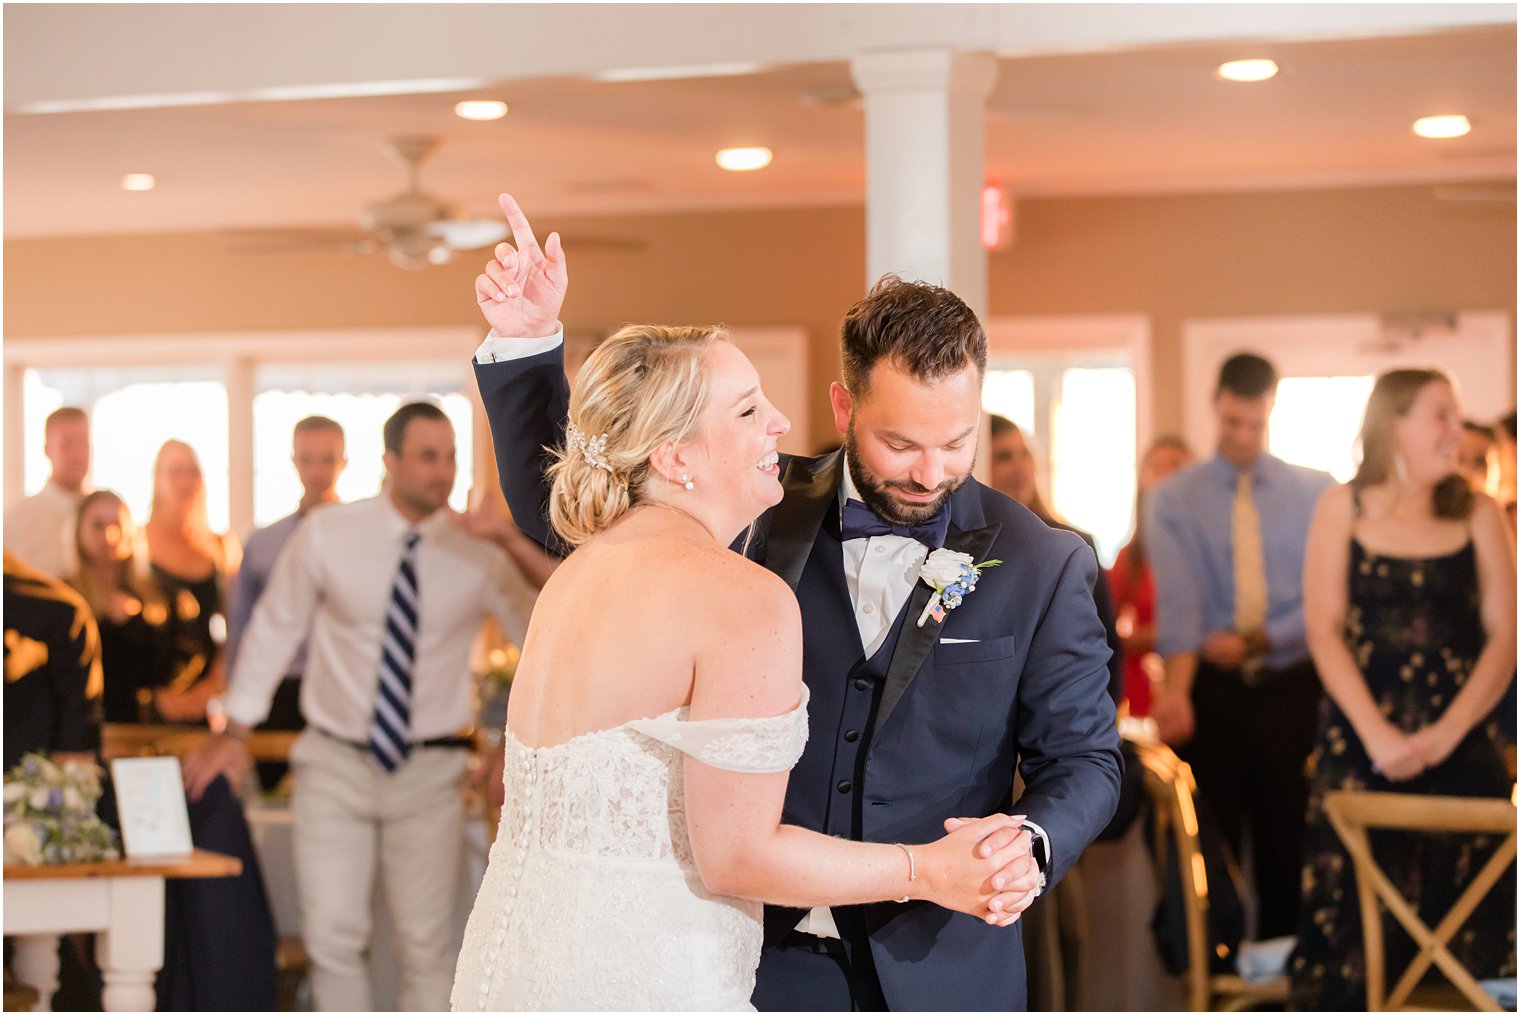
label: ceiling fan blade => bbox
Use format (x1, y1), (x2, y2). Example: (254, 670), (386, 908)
(429, 218), (511, 250)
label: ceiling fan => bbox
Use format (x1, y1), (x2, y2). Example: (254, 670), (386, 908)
(359, 135), (510, 269)
(223, 134), (644, 267)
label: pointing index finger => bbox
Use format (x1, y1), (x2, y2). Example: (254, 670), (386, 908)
(497, 192), (543, 269)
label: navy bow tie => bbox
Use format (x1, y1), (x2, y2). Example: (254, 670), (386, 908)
(840, 497), (950, 549)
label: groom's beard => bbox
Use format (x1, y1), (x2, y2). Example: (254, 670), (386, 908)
(844, 422), (969, 528)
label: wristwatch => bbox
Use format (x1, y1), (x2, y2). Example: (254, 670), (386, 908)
(1024, 820), (1051, 897)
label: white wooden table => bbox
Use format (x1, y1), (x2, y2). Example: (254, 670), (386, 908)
(4, 849), (241, 1011)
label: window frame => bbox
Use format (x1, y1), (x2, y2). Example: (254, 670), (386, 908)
(4, 327), (484, 537)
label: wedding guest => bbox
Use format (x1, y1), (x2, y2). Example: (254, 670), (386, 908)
(67, 491), (178, 724)
(224, 416), (346, 785)
(5, 407), (91, 578)
(1288, 368), (1516, 1009)
(1148, 352), (1334, 939)
(3, 549), (101, 769)
(182, 401), (539, 1012)
(1495, 410), (1517, 536)
(1456, 420), (1497, 495)
(1107, 436), (1193, 717)
(988, 414), (1123, 705)
(144, 440), (240, 724)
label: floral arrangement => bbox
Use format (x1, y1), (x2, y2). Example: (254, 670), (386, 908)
(3, 753), (120, 866)
(477, 644), (520, 699)
(916, 549), (1003, 628)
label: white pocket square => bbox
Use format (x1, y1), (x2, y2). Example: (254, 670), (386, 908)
(939, 638), (981, 644)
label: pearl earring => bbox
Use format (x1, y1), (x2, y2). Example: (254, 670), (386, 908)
(680, 474), (694, 491)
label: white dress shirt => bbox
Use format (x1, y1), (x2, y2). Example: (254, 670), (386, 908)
(223, 495), (537, 741)
(4, 480), (86, 578)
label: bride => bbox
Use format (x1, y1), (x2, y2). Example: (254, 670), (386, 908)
(451, 197), (1033, 1011)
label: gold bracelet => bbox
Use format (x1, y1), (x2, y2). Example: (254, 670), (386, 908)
(893, 842), (916, 903)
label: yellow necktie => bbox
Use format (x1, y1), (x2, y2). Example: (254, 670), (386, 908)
(1233, 472), (1267, 637)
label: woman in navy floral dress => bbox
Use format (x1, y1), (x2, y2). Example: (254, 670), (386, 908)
(1288, 369), (1516, 1010)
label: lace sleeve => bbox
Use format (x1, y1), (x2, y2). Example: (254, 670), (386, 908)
(628, 686), (810, 774)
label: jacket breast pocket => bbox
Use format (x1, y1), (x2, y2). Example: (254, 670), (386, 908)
(932, 634), (1019, 665)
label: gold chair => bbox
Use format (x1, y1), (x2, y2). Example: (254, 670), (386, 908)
(1133, 739), (1290, 1012)
(1323, 790), (1517, 1013)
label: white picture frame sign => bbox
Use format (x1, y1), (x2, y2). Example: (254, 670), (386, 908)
(110, 756), (194, 859)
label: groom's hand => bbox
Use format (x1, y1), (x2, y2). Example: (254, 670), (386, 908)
(945, 816), (1041, 927)
(475, 193), (566, 339)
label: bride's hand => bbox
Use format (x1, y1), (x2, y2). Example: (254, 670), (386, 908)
(944, 815), (1042, 927)
(915, 813), (1031, 923)
(475, 193), (567, 339)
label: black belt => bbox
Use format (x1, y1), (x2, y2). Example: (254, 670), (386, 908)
(314, 726), (474, 752)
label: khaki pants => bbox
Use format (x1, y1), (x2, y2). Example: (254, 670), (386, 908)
(289, 729), (469, 1011)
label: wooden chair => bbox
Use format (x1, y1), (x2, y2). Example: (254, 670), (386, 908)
(1323, 790), (1517, 1012)
(1133, 739), (1290, 1012)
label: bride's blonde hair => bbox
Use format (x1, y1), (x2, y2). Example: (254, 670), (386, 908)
(548, 324), (725, 546)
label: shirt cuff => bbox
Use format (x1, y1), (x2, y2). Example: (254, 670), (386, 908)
(473, 326), (565, 364)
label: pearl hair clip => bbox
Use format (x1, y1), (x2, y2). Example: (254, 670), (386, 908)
(565, 421), (614, 473)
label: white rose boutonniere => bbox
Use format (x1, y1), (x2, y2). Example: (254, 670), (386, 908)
(916, 549), (1002, 627)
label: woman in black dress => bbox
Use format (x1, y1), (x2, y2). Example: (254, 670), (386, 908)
(67, 490), (179, 722)
(143, 440), (240, 723)
(1289, 369), (1516, 1009)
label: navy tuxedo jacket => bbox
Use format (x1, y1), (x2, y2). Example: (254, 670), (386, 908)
(476, 348), (1122, 1011)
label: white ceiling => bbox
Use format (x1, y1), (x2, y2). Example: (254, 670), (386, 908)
(3, 5), (1514, 240)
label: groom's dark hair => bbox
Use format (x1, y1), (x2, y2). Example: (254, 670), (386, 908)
(839, 275), (987, 398)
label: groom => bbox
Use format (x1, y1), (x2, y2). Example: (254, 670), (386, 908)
(473, 196), (1121, 1011)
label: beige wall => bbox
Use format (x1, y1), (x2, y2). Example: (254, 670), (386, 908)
(7, 183), (1514, 442)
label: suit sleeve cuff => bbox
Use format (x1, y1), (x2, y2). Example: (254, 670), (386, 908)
(473, 326), (564, 364)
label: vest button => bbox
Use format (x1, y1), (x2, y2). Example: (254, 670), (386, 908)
(837, 780), (853, 793)
(844, 729), (860, 743)
(853, 678), (871, 691)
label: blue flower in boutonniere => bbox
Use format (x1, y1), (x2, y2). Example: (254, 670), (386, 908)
(916, 549), (1003, 628)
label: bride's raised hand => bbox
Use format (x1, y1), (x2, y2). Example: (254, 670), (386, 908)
(914, 813), (1031, 922)
(475, 193), (567, 339)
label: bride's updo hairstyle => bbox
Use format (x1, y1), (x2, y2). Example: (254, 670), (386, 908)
(548, 324), (725, 546)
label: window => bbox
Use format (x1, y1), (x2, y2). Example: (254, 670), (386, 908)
(7, 326), (485, 540)
(253, 362), (474, 527)
(1269, 375), (1376, 482)
(24, 366), (231, 530)
(983, 357), (1137, 566)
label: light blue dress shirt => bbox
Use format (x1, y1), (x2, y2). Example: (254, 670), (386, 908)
(224, 510), (309, 680)
(1146, 453), (1335, 671)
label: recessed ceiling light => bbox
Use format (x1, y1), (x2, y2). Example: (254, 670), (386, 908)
(1217, 59), (1278, 82)
(455, 100), (508, 121)
(121, 173), (156, 191)
(1413, 114), (1471, 139)
(716, 147), (772, 172)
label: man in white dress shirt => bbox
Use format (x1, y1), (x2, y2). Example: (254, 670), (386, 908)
(5, 407), (91, 578)
(184, 401), (538, 1012)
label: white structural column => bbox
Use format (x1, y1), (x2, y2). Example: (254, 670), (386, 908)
(850, 49), (998, 319)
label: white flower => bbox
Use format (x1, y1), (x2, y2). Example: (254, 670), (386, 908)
(5, 823), (43, 865)
(919, 549), (974, 588)
(29, 788), (50, 811)
(62, 787), (83, 811)
(3, 782), (25, 805)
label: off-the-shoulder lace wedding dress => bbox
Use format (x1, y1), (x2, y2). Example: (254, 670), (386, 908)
(451, 688), (809, 1011)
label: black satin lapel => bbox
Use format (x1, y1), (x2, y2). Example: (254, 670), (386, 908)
(763, 451), (842, 590)
(875, 521), (1003, 734)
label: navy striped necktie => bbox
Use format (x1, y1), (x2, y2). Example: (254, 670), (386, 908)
(370, 529), (421, 772)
